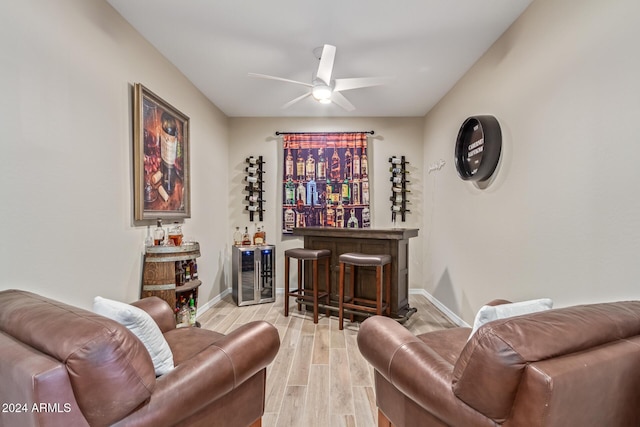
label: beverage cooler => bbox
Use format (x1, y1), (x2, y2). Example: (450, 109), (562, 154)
(232, 245), (276, 306)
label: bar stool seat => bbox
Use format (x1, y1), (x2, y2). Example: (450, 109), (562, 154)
(338, 252), (391, 330)
(284, 248), (331, 323)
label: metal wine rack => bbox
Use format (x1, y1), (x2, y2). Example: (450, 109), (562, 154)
(389, 155), (410, 222)
(244, 155), (265, 221)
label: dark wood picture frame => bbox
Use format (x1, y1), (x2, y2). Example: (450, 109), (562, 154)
(133, 83), (190, 221)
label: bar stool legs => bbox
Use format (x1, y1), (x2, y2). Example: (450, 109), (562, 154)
(338, 253), (392, 330)
(284, 248), (331, 324)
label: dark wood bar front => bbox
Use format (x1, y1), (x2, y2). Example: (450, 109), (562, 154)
(292, 227), (419, 320)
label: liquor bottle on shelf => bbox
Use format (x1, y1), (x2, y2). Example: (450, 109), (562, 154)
(331, 148), (341, 181)
(296, 150), (305, 180)
(188, 295), (197, 326)
(336, 204), (345, 228)
(175, 261), (185, 286)
(246, 205), (259, 212)
(144, 225), (154, 248)
(296, 181), (306, 204)
(352, 181), (360, 205)
(317, 148), (326, 180)
(341, 179), (350, 204)
(361, 183), (369, 206)
(241, 227), (251, 245)
(191, 259), (198, 279)
(285, 148), (294, 178)
(344, 147), (352, 180)
(246, 194), (262, 203)
(306, 179), (317, 206)
(347, 209), (359, 228)
(362, 206), (371, 228)
(153, 218), (165, 246)
(361, 152), (368, 179)
(233, 226), (242, 246)
(285, 179), (295, 205)
(184, 260), (191, 281)
(306, 152), (316, 181)
(245, 175), (261, 183)
(284, 207), (295, 231)
(389, 156), (402, 165)
(168, 222), (183, 246)
(353, 148), (361, 179)
(253, 226), (266, 245)
(246, 156), (260, 165)
(246, 166), (259, 174)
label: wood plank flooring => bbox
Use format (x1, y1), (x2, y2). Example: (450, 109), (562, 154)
(197, 293), (455, 427)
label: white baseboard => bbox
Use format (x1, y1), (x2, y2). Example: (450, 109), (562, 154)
(196, 287), (232, 318)
(409, 289), (469, 327)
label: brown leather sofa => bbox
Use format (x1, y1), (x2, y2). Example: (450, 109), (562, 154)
(357, 300), (640, 427)
(0, 289), (280, 427)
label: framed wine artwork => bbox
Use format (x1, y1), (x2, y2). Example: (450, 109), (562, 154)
(133, 83), (191, 221)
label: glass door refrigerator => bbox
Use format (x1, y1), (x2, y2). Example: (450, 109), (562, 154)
(232, 245), (276, 306)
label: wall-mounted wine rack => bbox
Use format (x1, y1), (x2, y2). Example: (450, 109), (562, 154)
(389, 155), (410, 222)
(244, 156), (265, 221)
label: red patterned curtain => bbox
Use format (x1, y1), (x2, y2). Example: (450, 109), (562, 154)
(282, 132), (370, 234)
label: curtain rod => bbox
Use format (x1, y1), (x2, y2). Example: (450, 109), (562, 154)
(275, 130), (374, 136)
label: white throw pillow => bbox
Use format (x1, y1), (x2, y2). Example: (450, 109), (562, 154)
(469, 298), (553, 341)
(93, 296), (174, 376)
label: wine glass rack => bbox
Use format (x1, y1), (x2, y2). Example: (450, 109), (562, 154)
(389, 155), (410, 222)
(244, 156), (265, 222)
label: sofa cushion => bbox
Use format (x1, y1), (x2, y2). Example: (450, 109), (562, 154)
(93, 296), (174, 376)
(469, 298), (553, 340)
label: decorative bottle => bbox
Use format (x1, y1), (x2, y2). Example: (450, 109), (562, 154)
(233, 226), (242, 246)
(153, 219), (165, 246)
(160, 112), (178, 195)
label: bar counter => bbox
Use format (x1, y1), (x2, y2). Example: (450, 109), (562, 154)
(292, 227), (419, 320)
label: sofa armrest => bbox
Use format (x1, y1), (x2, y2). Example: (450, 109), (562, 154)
(114, 320), (280, 426)
(131, 297), (176, 333)
(358, 316), (486, 425)
(485, 299), (512, 306)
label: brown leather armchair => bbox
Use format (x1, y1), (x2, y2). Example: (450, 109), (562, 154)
(357, 300), (640, 426)
(0, 289), (280, 427)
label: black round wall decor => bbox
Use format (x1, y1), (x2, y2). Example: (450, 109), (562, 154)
(454, 115), (502, 182)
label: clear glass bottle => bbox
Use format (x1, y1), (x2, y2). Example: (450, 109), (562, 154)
(233, 226), (243, 246)
(153, 219), (165, 246)
(168, 222), (182, 246)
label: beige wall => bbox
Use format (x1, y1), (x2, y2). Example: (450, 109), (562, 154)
(0, 0), (229, 308)
(228, 117), (424, 289)
(422, 0), (640, 322)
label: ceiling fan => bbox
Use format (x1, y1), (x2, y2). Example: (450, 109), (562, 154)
(248, 44), (392, 111)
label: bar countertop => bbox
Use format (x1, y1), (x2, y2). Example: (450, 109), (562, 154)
(292, 227), (419, 240)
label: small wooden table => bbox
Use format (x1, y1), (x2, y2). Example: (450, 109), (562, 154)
(292, 227), (419, 321)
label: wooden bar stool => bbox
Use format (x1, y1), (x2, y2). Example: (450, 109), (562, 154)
(338, 252), (391, 330)
(284, 248), (331, 323)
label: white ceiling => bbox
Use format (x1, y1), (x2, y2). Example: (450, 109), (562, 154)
(106, 0), (533, 118)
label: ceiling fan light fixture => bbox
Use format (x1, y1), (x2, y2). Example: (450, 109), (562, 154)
(318, 98), (332, 104)
(311, 84), (332, 101)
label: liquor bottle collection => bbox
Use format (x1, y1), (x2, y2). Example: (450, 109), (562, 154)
(244, 156), (265, 221)
(282, 143), (371, 233)
(233, 224), (267, 247)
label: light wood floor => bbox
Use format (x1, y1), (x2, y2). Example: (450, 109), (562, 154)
(198, 293), (455, 427)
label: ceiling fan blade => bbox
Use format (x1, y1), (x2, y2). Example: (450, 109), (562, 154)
(248, 73), (313, 88)
(282, 92), (312, 109)
(331, 91), (355, 111)
(315, 44), (336, 85)
(333, 76), (394, 92)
